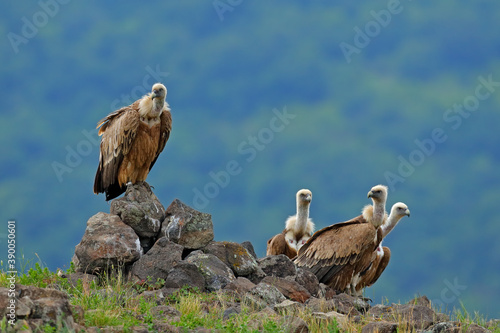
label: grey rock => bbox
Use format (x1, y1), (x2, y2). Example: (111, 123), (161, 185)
(241, 241), (258, 259)
(203, 241), (259, 276)
(244, 282), (286, 310)
(262, 276), (311, 303)
(67, 272), (99, 288)
(312, 311), (347, 331)
(258, 254), (296, 278)
(163, 261), (206, 291)
(74, 212), (142, 273)
(186, 252), (235, 291)
(282, 315), (309, 333)
(274, 299), (304, 313)
(223, 307), (241, 321)
(110, 182), (165, 238)
(149, 305), (181, 319)
(224, 277), (256, 294)
(295, 268), (320, 297)
(362, 321), (398, 333)
(423, 321), (490, 333)
(160, 199), (214, 249)
(131, 237), (184, 283)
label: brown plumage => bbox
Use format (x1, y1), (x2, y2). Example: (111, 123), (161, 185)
(93, 83), (172, 200)
(267, 189), (315, 259)
(355, 202), (410, 293)
(294, 185), (388, 295)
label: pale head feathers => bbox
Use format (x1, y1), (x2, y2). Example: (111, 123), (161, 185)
(390, 202), (410, 218)
(138, 83), (170, 119)
(151, 83), (167, 100)
(367, 184), (388, 203)
(296, 189), (312, 205)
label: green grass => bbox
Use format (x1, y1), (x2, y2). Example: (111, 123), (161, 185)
(0, 258), (497, 333)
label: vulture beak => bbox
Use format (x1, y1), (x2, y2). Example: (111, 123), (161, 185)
(367, 191), (373, 198)
(405, 209), (411, 217)
(151, 90), (159, 100)
(304, 194), (312, 202)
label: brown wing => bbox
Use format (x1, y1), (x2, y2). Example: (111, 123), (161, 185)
(294, 215), (378, 290)
(267, 233), (297, 259)
(363, 246), (390, 289)
(149, 109), (172, 171)
(93, 105), (140, 199)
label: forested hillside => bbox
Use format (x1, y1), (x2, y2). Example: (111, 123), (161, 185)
(1, 1), (499, 318)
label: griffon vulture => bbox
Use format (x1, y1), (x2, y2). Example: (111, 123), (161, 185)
(93, 83), (172, 200)
(355, 202), (410, 293)
(267, 189), (315, 259)
(294, 185), (388, 295)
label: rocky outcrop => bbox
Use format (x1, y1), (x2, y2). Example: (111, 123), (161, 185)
(66, 184), (497, 332)
(160, 198), (214, 249)
(110, 182), (165, 252)
(0, 285), (82, 332)
(73, 212), (142, 273)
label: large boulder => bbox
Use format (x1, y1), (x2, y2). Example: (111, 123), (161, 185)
(160, 199), (214, 249)
(74, 212), (142, 273)
(1, 285), (80, 332)
(163, 261), (206, 291)
(258, 255), (296, 278)
(202, 241), (259, 277)
(110, 182), (165, 252)
(261, 276), (311, 303)
(185, 251), (235, 291)
(131, 237), (184, 283)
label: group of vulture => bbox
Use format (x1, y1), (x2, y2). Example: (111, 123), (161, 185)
(90, 83), (410, 297)
(266, 185), (410, 296)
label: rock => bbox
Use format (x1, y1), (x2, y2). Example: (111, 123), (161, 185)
(241, 241), (258, 259)
(223, 307), (241, 320)
(312, 311), (347, 331)
(244, 282), (286, 310)
(110, 182), (165, 252)
(12, 285), (79, 331)
(163, 261), (206, 291)
(160, 199), (214, 249)
(262, 276), (311, 303)
(318, 283), (336, 300)
(306, 294), (360, 316)
(67, 272), (99, 288)
(367, 304), (393, 318)
(152, 321), (181, 333)
(295, 268), (320, 297)
(203, 241), (259, 277)
(423, 322), (490, 333)
(258, 255), (296, 278)
(282, 315), (309, 333)
(392, 304), (437, 330)
(138, 290), (166, 305)
(329, 293), (362, 316)
(274, 299), (304, 313)
(224, 277), (256, 294)
(74, 212), (142, 273)
(410, 295), (432, 307)
(149, 305), (181, 319)
(362, 321), (398, 333)
(131, 237), (184, 283)
(186, 252), (235, 291)
(368, 303), (438, 330)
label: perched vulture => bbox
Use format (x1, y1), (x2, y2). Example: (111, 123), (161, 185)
(294, 185), (388, 295)
(266, 189), (315, 259)
(93, 83), (172, 200)
(355, 202), (410, 293)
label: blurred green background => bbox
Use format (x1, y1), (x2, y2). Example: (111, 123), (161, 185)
(1, 1), (499, 318)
